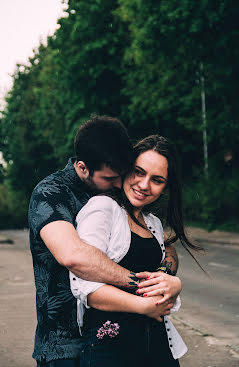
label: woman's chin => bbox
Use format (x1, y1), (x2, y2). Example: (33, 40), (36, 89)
(127, 197), (145, 210)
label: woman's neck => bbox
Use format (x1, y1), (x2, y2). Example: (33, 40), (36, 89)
(128, 210), (153, 238)
(133, 209), (141, 219)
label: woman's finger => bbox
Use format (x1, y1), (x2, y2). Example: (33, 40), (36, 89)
(155, 316), (163, 322)
(137, 284), (167, 295)
(155, 295), (170, 305)
(143, 290), (171, 298)
(136, 284), (159, 294)
(137, 276), (164, 288)
(136, 271), (152, 279)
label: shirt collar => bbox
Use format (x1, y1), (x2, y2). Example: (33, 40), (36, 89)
(62, 157), (89, 193)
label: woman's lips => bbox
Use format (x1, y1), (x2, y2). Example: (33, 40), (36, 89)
(131, 188), (148, 200)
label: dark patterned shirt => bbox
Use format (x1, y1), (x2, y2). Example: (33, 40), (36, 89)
(28, 158), (91, 363)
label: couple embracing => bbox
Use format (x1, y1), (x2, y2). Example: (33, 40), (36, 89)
(29, 115), (199, 367)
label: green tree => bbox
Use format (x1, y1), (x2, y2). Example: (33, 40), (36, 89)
(116, 0), (239, 171)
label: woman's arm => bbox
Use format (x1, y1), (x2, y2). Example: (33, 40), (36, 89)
(70, 196), (140, 307)
(87, 284), (173, 322)
(161, 234), (178, 275)
(70, 197), (177, 317)
(135, 243), (182, 301)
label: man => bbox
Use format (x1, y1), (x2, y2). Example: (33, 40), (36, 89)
(29, 115), (180, 366)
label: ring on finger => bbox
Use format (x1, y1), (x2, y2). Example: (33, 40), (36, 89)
(161, 289), (165, 295)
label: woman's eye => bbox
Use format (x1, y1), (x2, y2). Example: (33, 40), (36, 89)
(135, 169), (144, 176)
(153, 179), (163, 184)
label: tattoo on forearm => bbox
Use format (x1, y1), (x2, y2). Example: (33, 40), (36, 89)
(162, 260), (177, 276)
(164, 251), (178, 275)
(165, 251), (177, 262)
(127, 271), (139, 288)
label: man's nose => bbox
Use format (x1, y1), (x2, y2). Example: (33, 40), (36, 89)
(112, 177), (122, 189)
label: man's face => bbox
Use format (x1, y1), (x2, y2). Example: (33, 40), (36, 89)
(86, 164), (122, 193)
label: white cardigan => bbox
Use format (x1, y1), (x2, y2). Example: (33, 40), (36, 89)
(70, 195), (187, 359)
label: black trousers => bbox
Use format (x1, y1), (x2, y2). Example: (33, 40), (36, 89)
(80, 317), (180, 367)
(37, 358), (80, 367)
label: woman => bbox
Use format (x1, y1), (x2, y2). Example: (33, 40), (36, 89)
(70, 135), (202, 366)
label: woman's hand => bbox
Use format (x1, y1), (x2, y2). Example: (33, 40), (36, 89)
(139, 295), (174, 322)
(135, 271), (182, 304)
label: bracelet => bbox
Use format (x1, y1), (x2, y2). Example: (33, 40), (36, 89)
(156, 265), (173, 276)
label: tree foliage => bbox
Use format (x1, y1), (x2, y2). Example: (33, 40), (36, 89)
(0, 0), (238, 229)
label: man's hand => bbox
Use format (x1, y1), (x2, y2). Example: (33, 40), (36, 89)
(135, 271), (182, 304)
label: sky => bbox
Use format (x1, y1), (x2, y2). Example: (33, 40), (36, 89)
(0, 0), (67, 105)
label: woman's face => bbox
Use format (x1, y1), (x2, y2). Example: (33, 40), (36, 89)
(123, 149), (168, 211)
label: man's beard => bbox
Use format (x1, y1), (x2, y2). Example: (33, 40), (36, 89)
(83, 175), (121, 196)
(82, 175), (102, 194)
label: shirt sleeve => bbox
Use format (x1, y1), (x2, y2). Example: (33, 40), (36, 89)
(28, 179), (78, 239)
(70, 196), (115, 308)
(170, 296), (181, 313)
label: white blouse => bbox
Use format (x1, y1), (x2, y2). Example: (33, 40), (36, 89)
(70, 195), (187, 359)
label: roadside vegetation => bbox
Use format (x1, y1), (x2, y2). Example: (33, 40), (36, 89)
(0, 0), (238, 230)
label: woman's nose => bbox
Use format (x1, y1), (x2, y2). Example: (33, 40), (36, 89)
(138, 176), (150, 190)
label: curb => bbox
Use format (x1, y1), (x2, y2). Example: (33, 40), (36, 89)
(171, 315), (239, 359)
(0, 237), (14, 244)
(192, 237), (239, 247)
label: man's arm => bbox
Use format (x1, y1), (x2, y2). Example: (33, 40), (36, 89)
(40, 221), (139, 288)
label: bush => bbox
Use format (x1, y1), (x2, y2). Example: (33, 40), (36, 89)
(0, 183), (28, 229)
(183, 169), (239, 231)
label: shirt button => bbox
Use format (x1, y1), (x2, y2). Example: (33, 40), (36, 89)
(170, 344), (173, 347)
(148, 226), (152, 229)
(167, 329), (170, 331)
(169, 337), (172, 340)
(165, 320), (168, 323)
(152, 230), (156, 233)
(73, 278), (76, 280)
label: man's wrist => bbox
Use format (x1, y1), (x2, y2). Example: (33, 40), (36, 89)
(126, 271), (140, 289)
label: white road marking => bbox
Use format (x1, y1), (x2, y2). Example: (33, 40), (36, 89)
(208, 262), (229, 268)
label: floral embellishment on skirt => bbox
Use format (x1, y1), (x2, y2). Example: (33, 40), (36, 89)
(97, 320), (120, 339)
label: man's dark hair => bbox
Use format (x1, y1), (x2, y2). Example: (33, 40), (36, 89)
(74, 115), (134, 175)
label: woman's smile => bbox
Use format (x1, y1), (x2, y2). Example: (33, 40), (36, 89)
(131, 187), (149, 200)
(123, 150), (168, 210)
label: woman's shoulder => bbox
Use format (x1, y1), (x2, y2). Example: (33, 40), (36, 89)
(75, 195), (127, 229)
(86, 195), (120, 209)
(76, 195), (122, 218)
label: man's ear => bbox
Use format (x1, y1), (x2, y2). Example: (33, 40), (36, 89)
(74, 161), (89, 178)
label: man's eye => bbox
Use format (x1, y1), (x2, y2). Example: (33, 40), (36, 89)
(103, 177), (114, 181)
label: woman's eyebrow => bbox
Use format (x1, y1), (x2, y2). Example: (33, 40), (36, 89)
(135, 165), (167, 182)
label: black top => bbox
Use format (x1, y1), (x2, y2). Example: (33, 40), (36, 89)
(28, 158), (91, 363)
(120, 231), (163, 272)
(83, 231), (163, 330)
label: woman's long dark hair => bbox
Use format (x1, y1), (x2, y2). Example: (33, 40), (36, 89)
(106, 134), (205, 270)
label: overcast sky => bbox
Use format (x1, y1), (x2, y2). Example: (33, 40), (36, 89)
(0, 0), (67, 103)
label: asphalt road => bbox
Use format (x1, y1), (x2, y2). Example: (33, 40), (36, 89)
(0, 229), (238, 367)
(176, 240), (239, 350)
